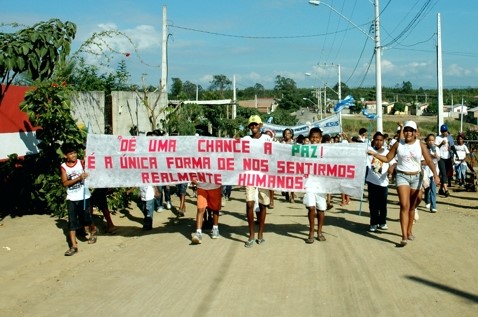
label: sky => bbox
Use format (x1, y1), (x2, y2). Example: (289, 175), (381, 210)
(2, 0), (478, 92)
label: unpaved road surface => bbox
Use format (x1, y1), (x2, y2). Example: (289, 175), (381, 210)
(1, 186), (477, 316)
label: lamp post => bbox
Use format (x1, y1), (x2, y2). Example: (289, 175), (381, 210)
(303, 97), (321, 120)
(308, 0), (383, 132)
(304, 72), (322, 118)
(317, 63), (341, 102)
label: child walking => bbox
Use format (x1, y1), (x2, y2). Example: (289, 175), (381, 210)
(140, 185), (160, 230)
(191, 178), (222, 244)
(60, 143), (97, 256)
(303, 127), (327, 244)
(424, 134), (440, 213)
(366, 132), (396, 231)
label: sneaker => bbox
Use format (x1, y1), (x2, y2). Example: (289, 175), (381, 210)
(378, 224), (388, 230)
(444, 190), (450, 197)
(156, 207), (165, 213)
(221, 197), (226, 207)
(369, 225), (377, 232)
(425, 203), (431, 209)
(211, 228), (220, 239)
(244, 239), (254, 248)
(165, 201), (172, 210)
(192, 233), (202, 244)
(431, 208), (438, 213)
(414, 209), (419, 221)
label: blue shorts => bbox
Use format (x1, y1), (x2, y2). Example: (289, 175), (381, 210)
(396, 172), (422, 190)
(176, 183), (188, 196)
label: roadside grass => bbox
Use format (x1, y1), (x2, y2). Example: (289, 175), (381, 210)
(341, 114), (476, 138)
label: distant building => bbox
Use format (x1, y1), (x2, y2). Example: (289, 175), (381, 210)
(238, 97), (278, 114)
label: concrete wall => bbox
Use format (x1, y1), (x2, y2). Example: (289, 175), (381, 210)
(71, 91), (166, 136)
(111, 91), (164, 135)
(71, 91), (105, 134)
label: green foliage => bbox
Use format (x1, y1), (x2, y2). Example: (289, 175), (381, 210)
(171, 77), (183, 99)
(209, 74), (232, 98)
(0, 19), (76, 102)
(162, 103), (204, 135)
(425, 101), (438, 114)
(268, 107), (297, 126)
(15, 78), (86, 216)
(273, 75), (302, 112)
(182, 81), (203, 100)
(392, 102), (406, 114)
(465, 126), (478, 140)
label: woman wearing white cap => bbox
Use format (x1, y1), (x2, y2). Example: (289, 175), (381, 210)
(369, 121), (440, 246)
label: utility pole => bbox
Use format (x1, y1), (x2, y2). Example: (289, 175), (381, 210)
(159, 6), (168, 124)
(437, 13), (444, 132)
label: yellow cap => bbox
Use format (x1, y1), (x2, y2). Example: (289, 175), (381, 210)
(247, 115), (262, 125)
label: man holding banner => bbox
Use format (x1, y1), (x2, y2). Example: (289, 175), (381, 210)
(242, 115), (272, 248)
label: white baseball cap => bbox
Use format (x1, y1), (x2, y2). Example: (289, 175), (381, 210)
(403, 121), (417, 131)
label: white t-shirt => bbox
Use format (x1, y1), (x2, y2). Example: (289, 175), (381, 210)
(197, 182), (221, 190)
(435, 134), (454, 159)
(140, 186), (155, 201)
(61, 160), (91, 201)
(454, 144), (469, 166)
(423, 146), (440, 176)
(243, 133), (272, 142)
(366, 146), (395, 187)
(396, 139), (422, 173)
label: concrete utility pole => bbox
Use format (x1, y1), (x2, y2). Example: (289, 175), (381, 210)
(374, 0), (383, 133)
(159, 6), (168, 119)
(232, 75), (237, 119)
(309, 0), (381, 131)
(437, 13), (444, 132)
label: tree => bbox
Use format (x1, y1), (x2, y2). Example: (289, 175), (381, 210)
(392, 102), (406, 114)
(209, 74), (232, 98)
(170, 77), (183, 99)
(182, 81), (202, 100)
(0, 19), (76, 104)
(426, 101), (438, 114)
(401, 81), (413, 94)
(273, 75), (301, 112)
(162, 103), (204, 135)
(274, 75), (297, 94)
(19, 74), (87, 215)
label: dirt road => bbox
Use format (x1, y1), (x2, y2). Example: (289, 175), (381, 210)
(1, 186), (477, 316)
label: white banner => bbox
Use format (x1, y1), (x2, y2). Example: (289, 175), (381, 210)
(263, 114), (341, 137)
(85, 135), (367, 197)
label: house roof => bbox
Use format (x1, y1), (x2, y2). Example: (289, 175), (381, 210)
(238, 98), (277, 113)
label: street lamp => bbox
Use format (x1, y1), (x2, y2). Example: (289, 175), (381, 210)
(308, 0), (383, 132)
(317, 63), (341, 102)
(303, 97), (322, 120)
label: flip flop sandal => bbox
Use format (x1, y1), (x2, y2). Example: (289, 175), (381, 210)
(64, 247), (78, 256)
(306, 237), (315, 244)
(317, 234), (326, 242)
(399, 240), (408, 247)
(88, 233), (97, 244)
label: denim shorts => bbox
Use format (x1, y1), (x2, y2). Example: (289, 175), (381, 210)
(396, 172), (422, 190)
(176, 183), (188, 196)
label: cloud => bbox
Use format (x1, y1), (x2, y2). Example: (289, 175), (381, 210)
(446, 63), (473, 77)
